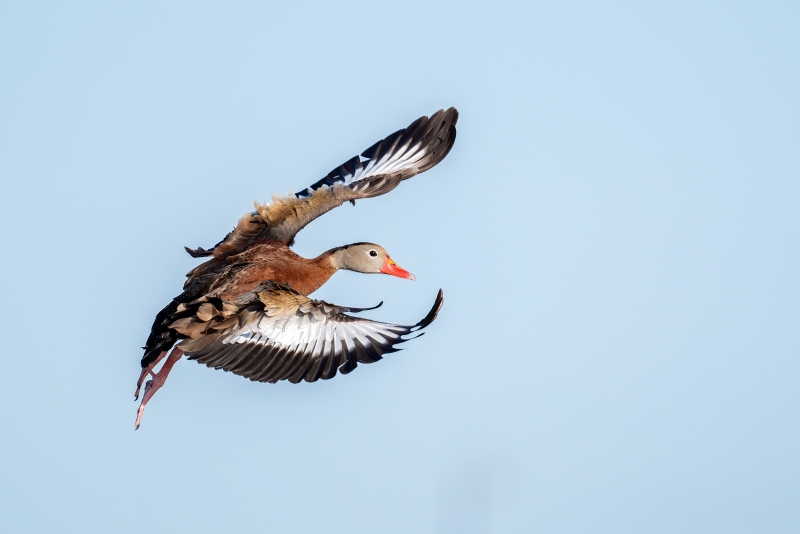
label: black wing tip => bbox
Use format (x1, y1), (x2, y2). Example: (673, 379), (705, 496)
(429, 107), (459, 131)
(437, 107), (459, 125)
(348, 301), (384, 313)
(408, 107), (458, 177)
(414, 289), (444, 330)
(300, 107), (459, 199)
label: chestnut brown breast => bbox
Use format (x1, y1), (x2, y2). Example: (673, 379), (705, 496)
(210, 242), (336, 299)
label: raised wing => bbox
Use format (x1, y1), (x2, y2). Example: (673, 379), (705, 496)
(170, 281), (444, 384)
(184, 108), (458, 279)
(295, 107), (459, 198)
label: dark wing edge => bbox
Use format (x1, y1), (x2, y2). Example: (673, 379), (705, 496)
(180, 288), (445, 385)
(296, 107), (459, 198)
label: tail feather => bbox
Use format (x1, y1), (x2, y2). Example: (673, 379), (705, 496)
(141, 277), (215, 368)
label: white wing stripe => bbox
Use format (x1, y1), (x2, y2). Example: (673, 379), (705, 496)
(294, 109), (456, 198)
(183, 285), (444, 383)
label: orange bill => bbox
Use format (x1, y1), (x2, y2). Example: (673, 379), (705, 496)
(379, 257), (415, 281)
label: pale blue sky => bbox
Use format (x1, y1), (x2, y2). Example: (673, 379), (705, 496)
(1, 1), (799, 533)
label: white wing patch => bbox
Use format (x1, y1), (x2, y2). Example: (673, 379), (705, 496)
(295, 108), (457, 198)
(223, 312), (411, 354)
(182, 288), (444, 384)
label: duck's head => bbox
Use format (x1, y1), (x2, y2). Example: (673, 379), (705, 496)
(329, 242), (415, 281)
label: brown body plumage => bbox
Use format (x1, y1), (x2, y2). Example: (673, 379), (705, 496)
(201, 241), (338, 299)
(135, 107), (458, 428)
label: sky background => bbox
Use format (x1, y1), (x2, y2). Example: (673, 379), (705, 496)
(1, 1), (799, 532)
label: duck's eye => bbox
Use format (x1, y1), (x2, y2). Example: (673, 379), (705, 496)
(369, 250), (378, 257)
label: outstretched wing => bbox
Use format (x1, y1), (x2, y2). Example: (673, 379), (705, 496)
(184, 108), (458, 277)
(294, 107), (459, 198)
(170, 282), (444, 383)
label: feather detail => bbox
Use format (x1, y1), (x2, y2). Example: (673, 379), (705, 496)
(174, 282), (444, 383)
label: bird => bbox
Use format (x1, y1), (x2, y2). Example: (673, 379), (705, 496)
(135, 107), (459, 428)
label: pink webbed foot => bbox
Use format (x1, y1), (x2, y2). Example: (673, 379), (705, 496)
(135, 347), (183, 429)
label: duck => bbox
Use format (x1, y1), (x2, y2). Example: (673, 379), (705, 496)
(135, 107), (458, 428)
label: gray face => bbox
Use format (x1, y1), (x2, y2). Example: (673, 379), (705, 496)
(338, 243), (390, 273)
(333, 242), (416, 280)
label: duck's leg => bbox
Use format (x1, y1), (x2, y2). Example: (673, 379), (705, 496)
(134, 350), (167, 400)
(135, 347), (184, 429)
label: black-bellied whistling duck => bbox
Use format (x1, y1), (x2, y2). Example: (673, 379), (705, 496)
(135, 107), (458, 428)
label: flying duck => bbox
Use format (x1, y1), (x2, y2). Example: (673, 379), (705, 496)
(135, 107), (458, 428)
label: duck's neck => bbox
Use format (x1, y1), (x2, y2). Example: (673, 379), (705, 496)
(321, 246), (353, 270)
(300, 248), (342, 294)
